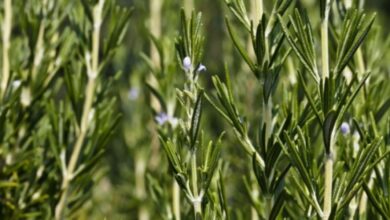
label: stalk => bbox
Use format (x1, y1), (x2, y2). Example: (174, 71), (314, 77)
(250, 205), (258, 220)
(252, 0), (263, 29)
(173, 180), (181, 220)
(31, 19), (45, 80)
(321, 1), (332, 219)
(55, 1), (104, 219)
(150, 0), (162, 66)
(249, 2), (269, 218)
(148, 0), (162, 170)
(265, 196), (273, 219)
(323, 152), (333, 220)
(250, 173), (259, 220)
(1, 0), (12, 100)
(184, 0), (194, 15)
(191, 151), (202, 218)
(135, 154), (149, 220)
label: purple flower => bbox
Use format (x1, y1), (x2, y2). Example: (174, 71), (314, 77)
(155, 112), (178, 127)
(155, 112), (169, 125)
(183, 56), (192, 72)
(197, 64), (207, 73)
(340, 122), (350, 135)
(128, 88), (139, 100)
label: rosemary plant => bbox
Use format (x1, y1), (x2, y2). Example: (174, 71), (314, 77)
(0, 0), (130, 218)
(1, 0), (390, 219)
(149, 10), (224, 219)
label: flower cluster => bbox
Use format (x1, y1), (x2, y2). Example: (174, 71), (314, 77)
(182, 56), (207, 73)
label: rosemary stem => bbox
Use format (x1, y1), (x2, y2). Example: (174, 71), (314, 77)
(135, 155), (149, 220)
(31, 20), (45, 80)
(321, 1), (332, 219)
(1, 0), (12, 100)
(173, 180), (181, 220)
(253, 0), (263, 28)
(323, 152), (333, 220)
(265, 196), (273, 219)
(150, 0), (162, 65)
(250, 175), (259, 220)
(55, 1), (104, 219)
(184, 0), (194, 15)
(191, 151), (202, 218)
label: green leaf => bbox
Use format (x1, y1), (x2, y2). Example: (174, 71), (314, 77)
(224, 64), (235, 105)
(269, 191), (287, 220)
(271, 164), (291, 195)
(363, 183), (390, 219)
(225, 0), (251, 31)
(263, 66), (281, 104)
(145, 82), (167, 113)
(344, 138), (382, 194)
(80, 0), (93, 22)
(322, 77), (335, 115)
(323, 110), (337, 154)
(204, 91), (233, 125)
(280, 133), (314, 193)
(226, 18), (256, 73)
(375, 98), (390, 122)
(298, 71), (324, 124)
(217, 171), (229, 220)
(211, 76), (245, 135)
(253, 153), (267, 193)
(190, 91), (204, 149)
(334, 11), (376, 75)
(335, 73), (371, 129)
(254, 16), (267, 67)
(202, 133), (224, 191)
(278, 13), (319, 83)
(160, 138), (184, 175)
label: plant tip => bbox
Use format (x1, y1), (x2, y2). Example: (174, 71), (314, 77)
(340, 122), (350, 135)
(183, 56), (192, 72)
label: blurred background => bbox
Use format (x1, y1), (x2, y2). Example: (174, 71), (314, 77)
(79, 0), (390, 218)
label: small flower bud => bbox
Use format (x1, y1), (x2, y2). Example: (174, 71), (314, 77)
(340, 122), (350, 135)
(128, 88), (139, 100)
(183, 56), (192, 72)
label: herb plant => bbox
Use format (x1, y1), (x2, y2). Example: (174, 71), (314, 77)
(1, 0), (389, 219)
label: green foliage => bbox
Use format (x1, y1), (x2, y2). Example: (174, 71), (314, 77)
(0, 0), (130, 218)
(1, 0), (390, 219)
